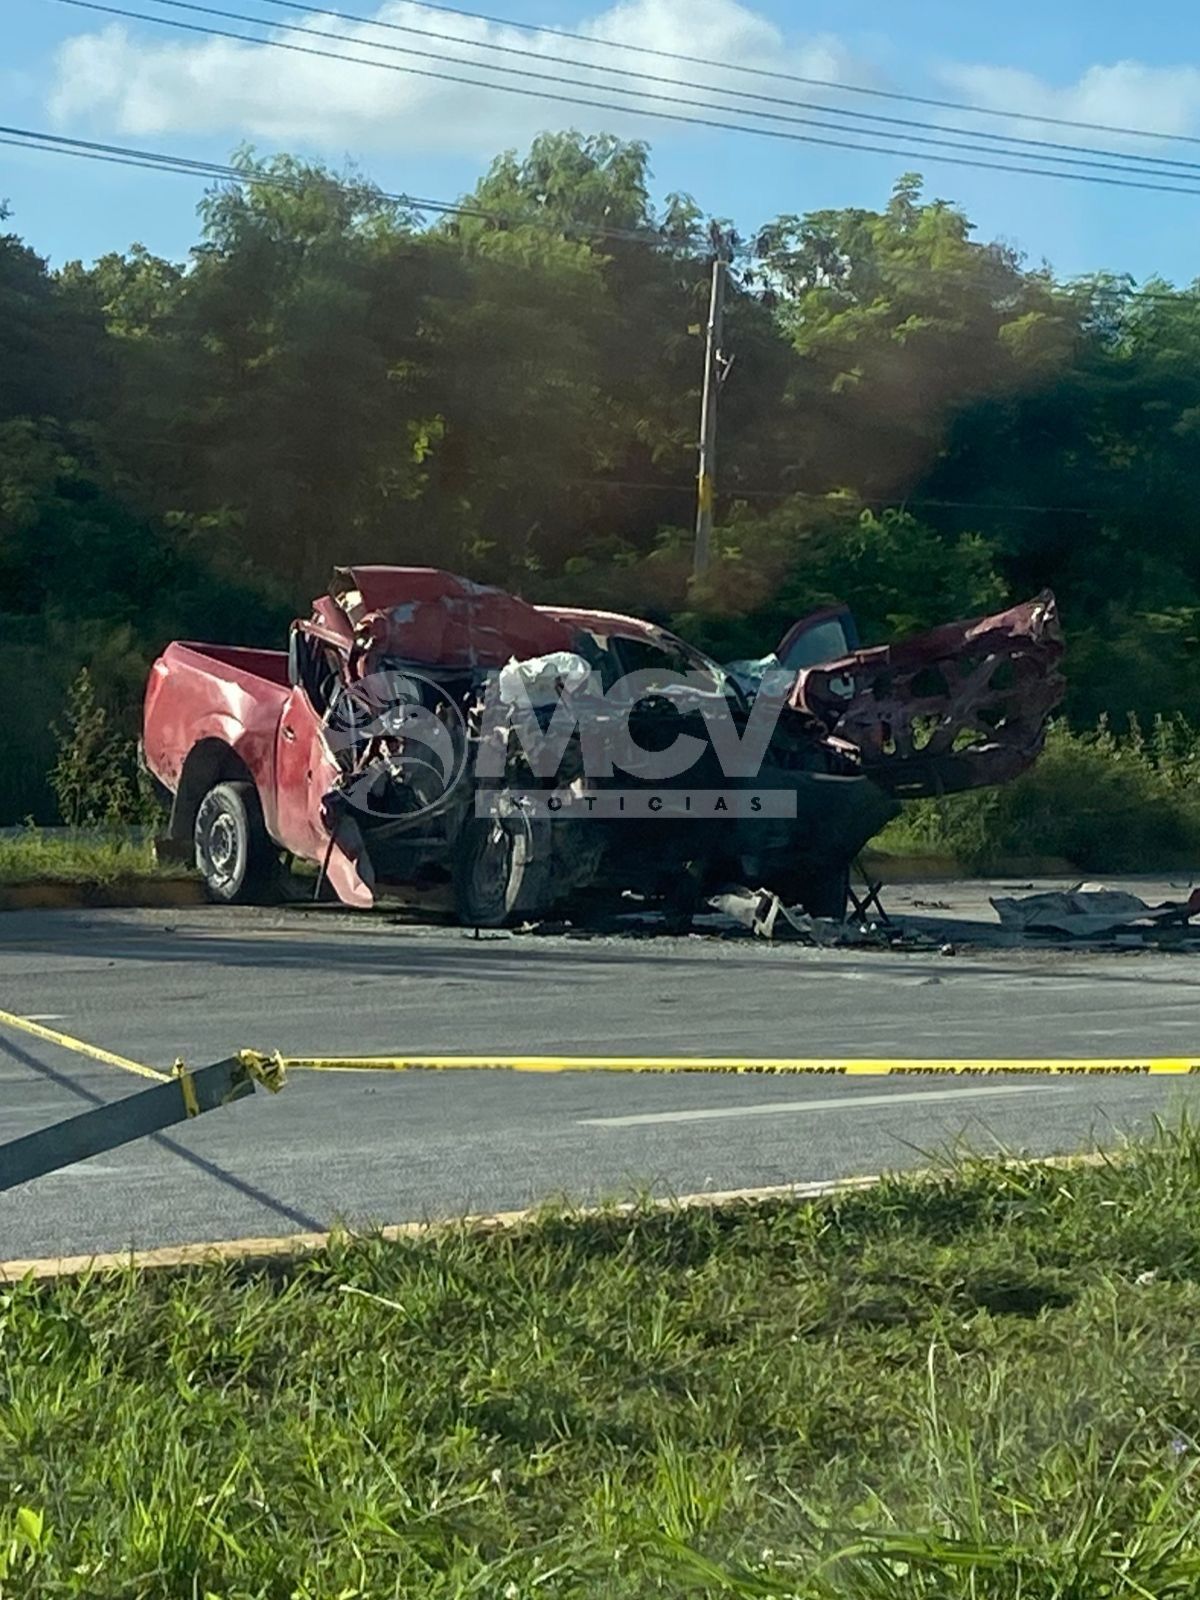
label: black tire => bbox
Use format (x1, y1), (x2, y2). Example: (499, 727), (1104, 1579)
(194, 781), (279, 905)
(799, 863), (850, 921)
(453, 811), (552, 928)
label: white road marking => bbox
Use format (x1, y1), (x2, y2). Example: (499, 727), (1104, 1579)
(580, 1083), (1066, 1128)
(22, 1013), (66, 1022)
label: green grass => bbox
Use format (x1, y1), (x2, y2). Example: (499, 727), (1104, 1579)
(0, 827), (182, 885)
(871, 717), (1200, 873)
(7, 1123), (1200, 1596)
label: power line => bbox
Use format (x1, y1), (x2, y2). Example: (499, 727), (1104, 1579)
(571, 479), (1115, 517)
(44, 0), (1200, 198)
(3, 415), (1156, 518)
(108, 0), (1200, 185)
(803, 257), (1200, 307)
(15, 418), (1125, 518)
(212, 0), (1200, 178)
(264, 0), (1200, 150)
(0, 125), (674, 245)
(7, 125), (1200, 305)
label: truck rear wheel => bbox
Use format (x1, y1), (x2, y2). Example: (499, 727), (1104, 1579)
(194, 781), (279, 905)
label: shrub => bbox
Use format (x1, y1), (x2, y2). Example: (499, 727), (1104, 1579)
(890, 715), (1200, 871)
(48, 667), (154, 828)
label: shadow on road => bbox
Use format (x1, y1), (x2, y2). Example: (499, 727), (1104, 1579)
(0, 1033), (323, 1232)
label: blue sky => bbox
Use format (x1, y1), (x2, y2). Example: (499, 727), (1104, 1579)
(3, 0), (1200, 284)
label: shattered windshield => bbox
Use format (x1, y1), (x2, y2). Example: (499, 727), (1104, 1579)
(607, 633), (741, 704)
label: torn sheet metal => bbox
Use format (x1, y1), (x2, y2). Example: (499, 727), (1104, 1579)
(329, 566), (575, 671)
(709, 886), (832, 942)
(788, 591), (1065, 799)
(991, 884), (1200, 937)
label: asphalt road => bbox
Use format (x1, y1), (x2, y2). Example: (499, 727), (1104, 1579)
(2, 881), (1199, 1261)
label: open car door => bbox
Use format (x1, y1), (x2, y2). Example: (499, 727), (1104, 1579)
(776, 605), (861, 673)
(274, 628), (377, 906)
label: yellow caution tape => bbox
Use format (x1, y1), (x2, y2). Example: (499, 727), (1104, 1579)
(0, 1007), (168, 1082)
(172, 1058), (200, 1117)
(3, 1000), (1195, 1087)
(273, 1055), (1200, 1077)
(237, 1050), (288, 1094)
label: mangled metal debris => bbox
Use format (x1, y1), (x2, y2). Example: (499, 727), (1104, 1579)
(708, 886), (840, 943)
(143, 564), (1071, 933)
(705, 886), (903, 946)
(730, 591), (1065, 799)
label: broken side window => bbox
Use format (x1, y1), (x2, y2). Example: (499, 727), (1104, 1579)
(779, 617), (857, 672)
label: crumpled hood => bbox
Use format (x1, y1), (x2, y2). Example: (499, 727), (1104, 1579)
(323, 567), (575, 672)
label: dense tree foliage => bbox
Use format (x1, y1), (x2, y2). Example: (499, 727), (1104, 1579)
(1, 135), (1198, 820)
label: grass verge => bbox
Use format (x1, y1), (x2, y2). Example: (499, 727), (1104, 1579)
(0, 827), (184, 885)
(6, 1124), (1200, 1596)
(874, 716), (1200, 874)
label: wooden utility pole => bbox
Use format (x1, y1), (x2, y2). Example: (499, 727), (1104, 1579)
(693, 230), (731, 582)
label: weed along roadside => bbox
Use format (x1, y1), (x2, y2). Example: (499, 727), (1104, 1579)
(4, 1128), (1200, 1597)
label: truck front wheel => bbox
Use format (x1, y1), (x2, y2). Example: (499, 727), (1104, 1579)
(194, 781), (279, 904)
(453, 812), (552, 928)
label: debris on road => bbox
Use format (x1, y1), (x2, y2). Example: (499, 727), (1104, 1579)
(991, 884), (1200, 938)
(708, 886), (839, 943)
(705, 885), (916, 946)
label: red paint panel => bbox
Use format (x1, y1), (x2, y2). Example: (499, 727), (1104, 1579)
(142, 642), (289, 809)
(338, 568), (575, 668)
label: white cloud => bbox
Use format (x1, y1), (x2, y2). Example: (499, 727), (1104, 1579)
(938, 60), (1200, 145)
(47, 0), (866, 156)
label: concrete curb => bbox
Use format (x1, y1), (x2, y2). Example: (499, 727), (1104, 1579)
(860, 851), (1076, 883)
(0, 878), (205, 911)
(0, 856), (1079, 912)
(0, 1154), (1111, 1284)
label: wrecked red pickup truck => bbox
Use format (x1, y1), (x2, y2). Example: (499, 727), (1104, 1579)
(727, 591), (1065, 799)
(142, 567), (898, 925)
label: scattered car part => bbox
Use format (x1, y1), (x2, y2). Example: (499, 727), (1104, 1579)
(991, 884), (1200, 938)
